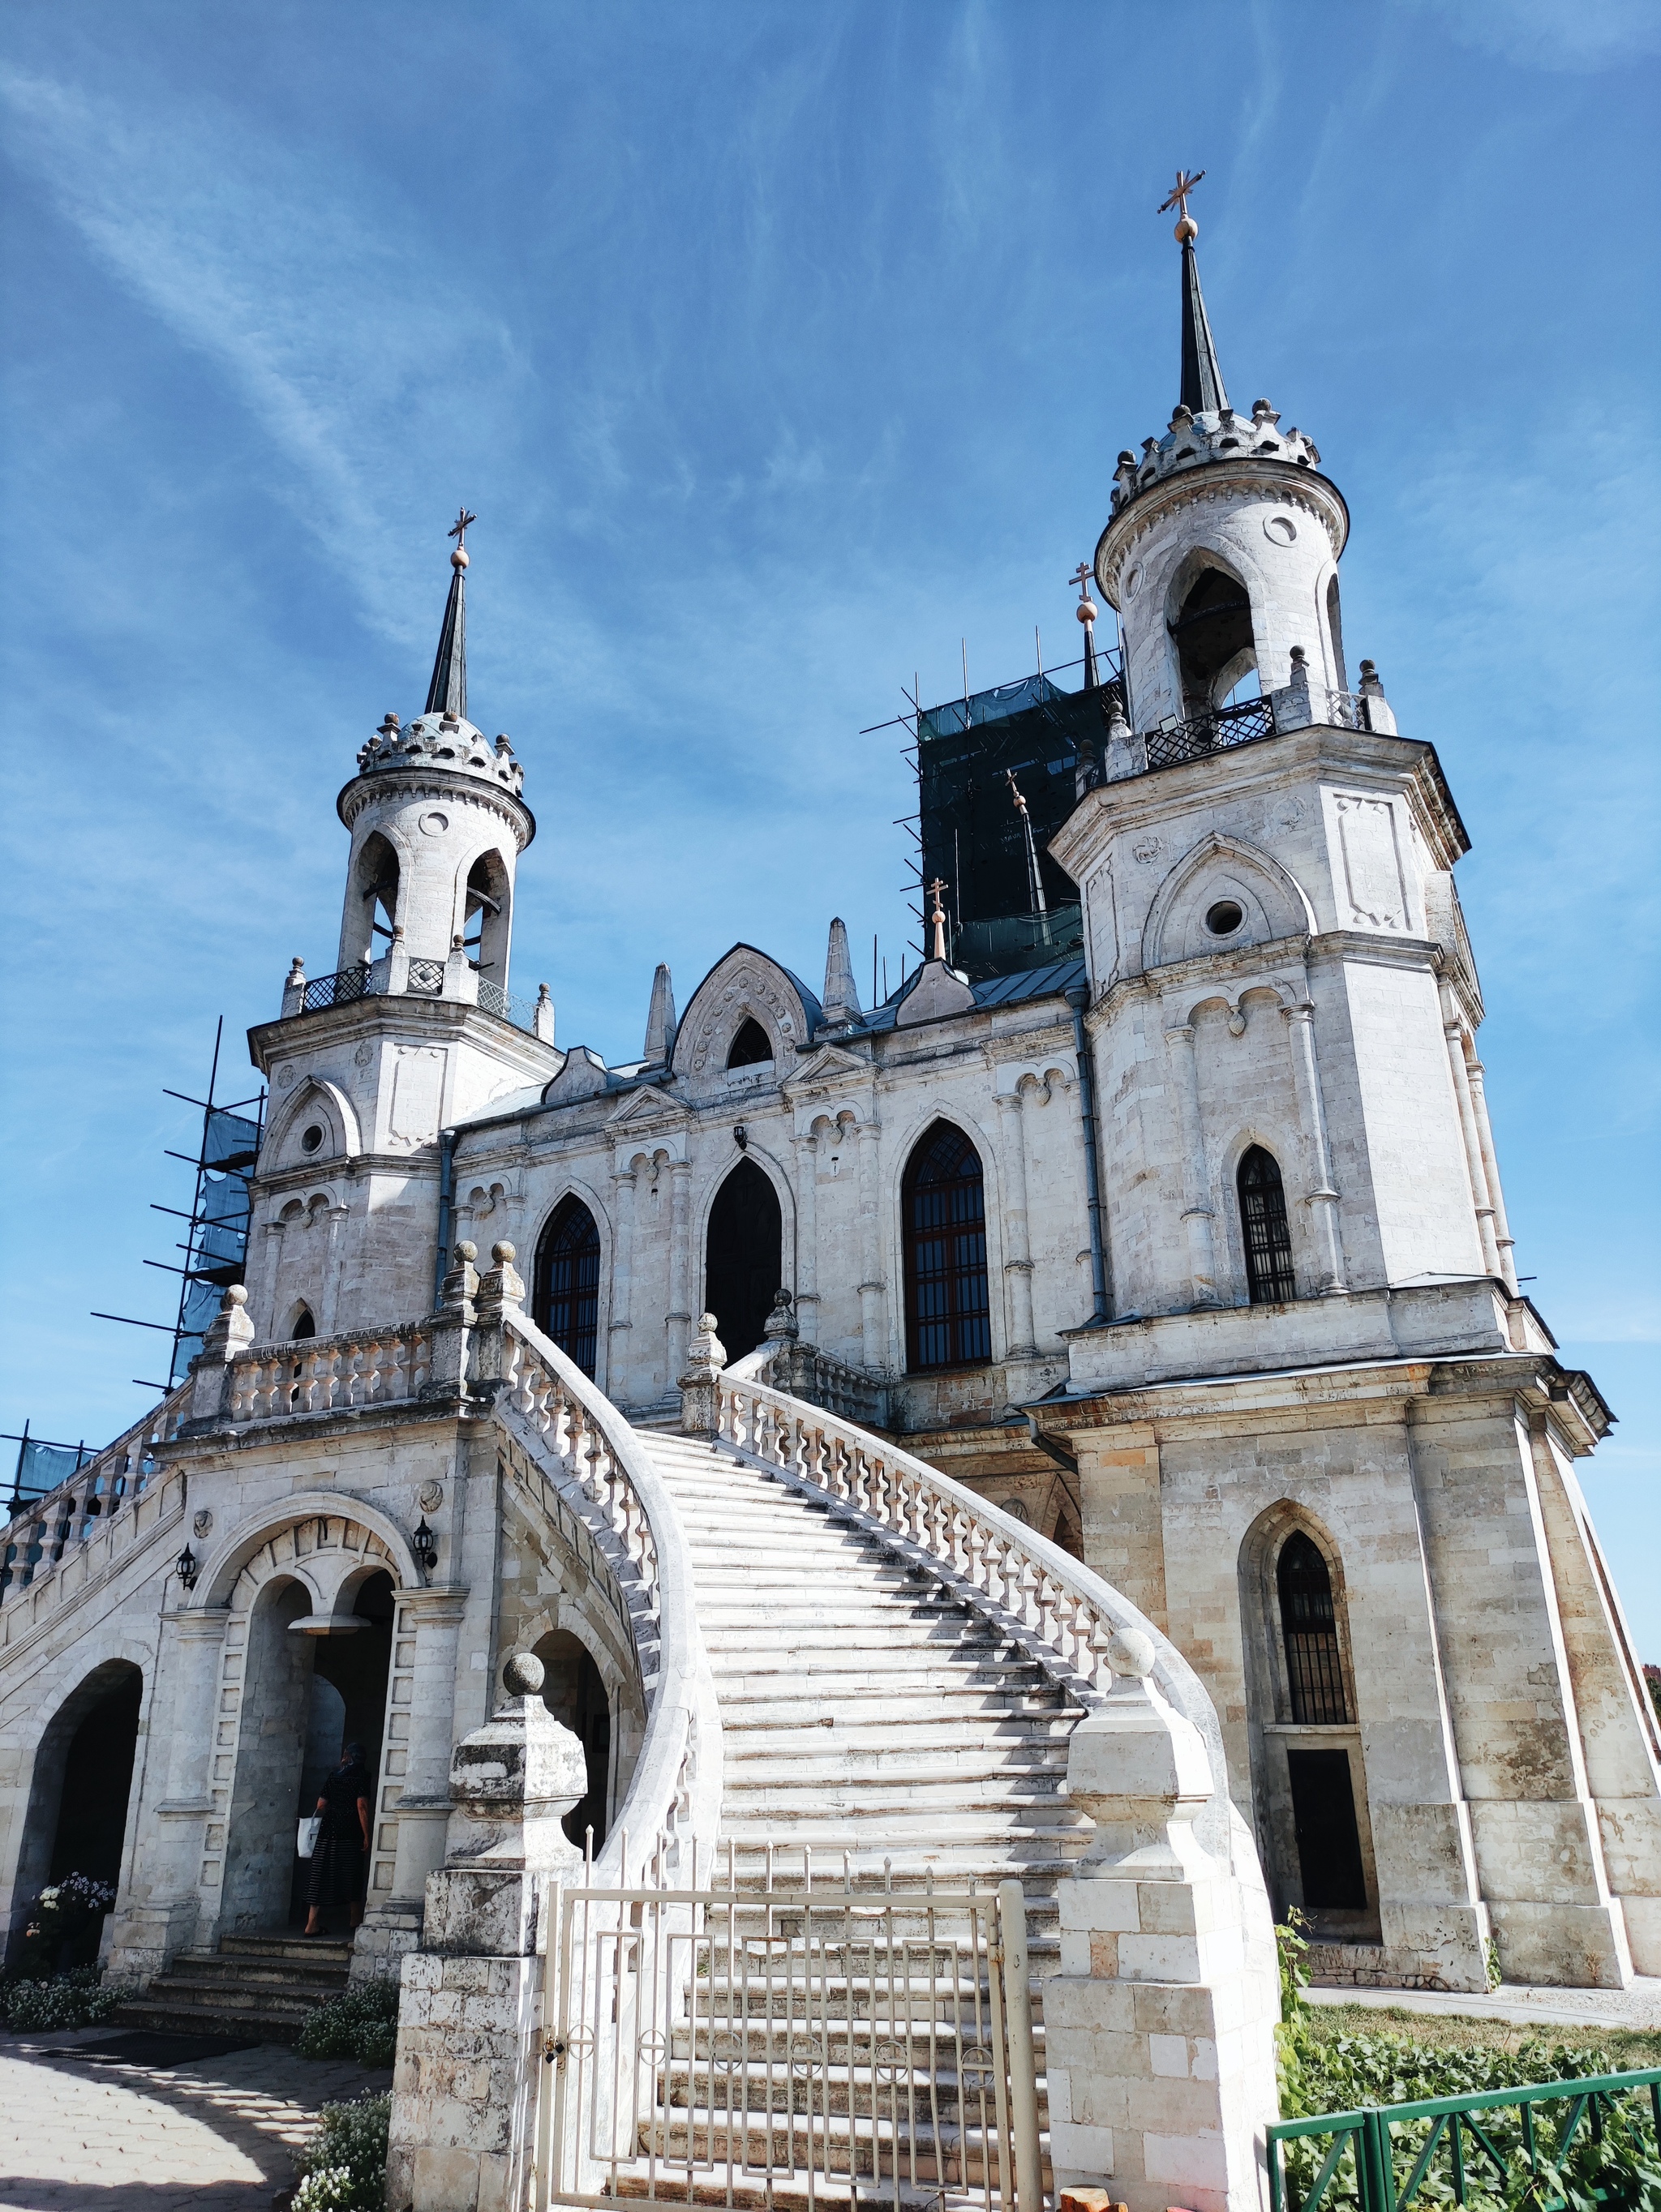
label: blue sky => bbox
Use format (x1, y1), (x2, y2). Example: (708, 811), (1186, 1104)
(2, 2), (1657, 1651)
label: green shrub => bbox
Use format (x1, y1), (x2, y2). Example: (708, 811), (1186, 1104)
(295, 1979), (400, 2065)
(2, 1965), (121, 2033)
(1277, 2014), (1661, 2212)
(291, 2092), (390, 2212)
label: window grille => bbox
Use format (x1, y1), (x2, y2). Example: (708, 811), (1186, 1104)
(1238, 1144), (1298, 1303)
(534, 1196), (602, 1379)
(1277, 1530), (1350, 1724)
(903, 1122), (991, 1372)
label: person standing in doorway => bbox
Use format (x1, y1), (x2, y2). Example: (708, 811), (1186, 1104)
(303, 1742), (371, 1936)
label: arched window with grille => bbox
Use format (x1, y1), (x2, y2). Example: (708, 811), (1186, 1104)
(903, 1122), (991, 1373)
(1238, 1144), (1297, 1304)
(534, 1196), (602, 1378)
(1277, 1530), (1349, 1724)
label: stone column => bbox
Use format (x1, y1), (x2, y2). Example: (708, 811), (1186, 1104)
(792, 1132), (819, 1342)
(387, 1652), (586, 2212)
(1044, 1632), (1281, 2212)
(1281, 999), (1347, 1294)
(996, 1086), (1039, 1357)
(1163, 1026), (1219, 1307)
(1466, 1057), (1518, 1293)
(856, 1118), (888, 1365)
(186, 1286), (255, 1427)
(666, 1158), (693, 1390)
(378, 1588), (470, 1942)
(1443, 1011), (1504, 1276)
(606, 1160), (637, 1395)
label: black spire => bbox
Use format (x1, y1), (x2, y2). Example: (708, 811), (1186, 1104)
(424, 508), (475, 719)
(1178, 238), (1228, 416)
(1158, 168), (1229, 416)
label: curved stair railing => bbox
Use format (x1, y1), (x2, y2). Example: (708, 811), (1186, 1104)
(707, 1365), (1235, 1859)
(495, 1311), (721, 1880)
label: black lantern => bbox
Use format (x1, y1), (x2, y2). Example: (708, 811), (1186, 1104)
(174, 1544), (199, 1591)
(412, 1518), (439, 1574)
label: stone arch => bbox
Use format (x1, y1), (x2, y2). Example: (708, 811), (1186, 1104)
(1143, 832), (1315, 971)
(1211, 1115), (1307, 1305)
(701, 1155), (788, 1361)
(264, 1078), (362, 1172)
(8, 1657), (147, 1967)
(193, 1494), (419, 1614)
(1317, 560), (1348, 693)
(671, 946), (822, 1088)
(455, 835), (515, 985)
(532, 1189), (607, 1379)
(1162, 544), (1263, 714)
(343, 826), (405, 966)
(899, 1117), (994, 1374)
(882, 1100), (1006, 1363)
(1238, 1503), (1375, 1932)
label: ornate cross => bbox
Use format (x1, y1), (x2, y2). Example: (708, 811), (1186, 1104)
(1070, 560), (1096, 611)
(928, 878), (950, 963)
(448, 508), (478, 549)
(1157, 169), (1205, 222)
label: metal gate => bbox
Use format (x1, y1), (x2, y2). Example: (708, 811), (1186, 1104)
(534, 1856), (1041, 2212)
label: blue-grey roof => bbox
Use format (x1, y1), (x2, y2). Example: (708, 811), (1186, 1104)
(861, 956), (1086, 1034)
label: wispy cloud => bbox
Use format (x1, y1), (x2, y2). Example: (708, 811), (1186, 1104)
(1399, 0), (1661, 71)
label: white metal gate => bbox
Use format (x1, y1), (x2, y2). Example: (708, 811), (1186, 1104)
(534, 1856), (1041, 2212)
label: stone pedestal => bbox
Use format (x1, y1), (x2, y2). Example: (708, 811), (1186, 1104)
(1043, 1634), (1281, 2212)
(387, 1652), (586, 2212)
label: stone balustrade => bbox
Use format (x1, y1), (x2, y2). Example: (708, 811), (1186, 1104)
(222, 1324), (432, 1423)
(1, 1387), (189, 1605)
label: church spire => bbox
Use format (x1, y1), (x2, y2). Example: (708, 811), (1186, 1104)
(1158, 169), (1228, 417)
(424, 508), (476, 719)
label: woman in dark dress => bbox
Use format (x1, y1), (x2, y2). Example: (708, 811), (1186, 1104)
(303, 1742), (371, 1935)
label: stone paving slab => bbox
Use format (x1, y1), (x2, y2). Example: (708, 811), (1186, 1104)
(0, 2027), (392, 2211)
(1306, 1975), (1661, 2034)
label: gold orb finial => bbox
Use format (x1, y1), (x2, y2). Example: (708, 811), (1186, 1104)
(1158, 168), (1206, 245)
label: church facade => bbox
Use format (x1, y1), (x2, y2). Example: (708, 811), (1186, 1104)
(2, 208), (1656, 2075)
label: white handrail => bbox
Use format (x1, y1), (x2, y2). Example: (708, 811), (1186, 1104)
(710, 1367), (1234, 1856)
(497, 1312), (720, 1881)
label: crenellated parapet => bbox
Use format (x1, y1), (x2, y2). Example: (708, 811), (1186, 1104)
(348, 709), (525, 805)
(1109, 396), (1324, 520)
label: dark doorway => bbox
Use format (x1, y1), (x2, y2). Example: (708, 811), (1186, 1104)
(704, 1159), (782, 1361)
(1286, 1747), (1367, 1910)
(51, 1668), (142, 1888)
(286, 1571), (396, 1927)
(1170, 564), (1255, 714)
(1238, 1145), (1297, 1305)
(534, 1195), (602, 1378)
(903, 1121), (991, 1372)
(533, 1628), (612, 1853)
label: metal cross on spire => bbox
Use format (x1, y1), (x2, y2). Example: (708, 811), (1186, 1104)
(927, 879), (950, 964)
(1157, 168), (1206, 235)
(1071, 562), (1101, 691)
(448, 508), (478, 552)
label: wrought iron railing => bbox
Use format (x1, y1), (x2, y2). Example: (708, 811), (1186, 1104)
(406, 957), (445, 994)
(1268, 2066), (1661, 2212)
(1144, 693), (1276, 769)
(300, 963), (370, 1012)
(478, 978), (538, 1026)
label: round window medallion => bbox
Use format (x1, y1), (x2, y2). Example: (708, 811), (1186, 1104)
(300, 1124), (326, 1155)
(1205, 899), (1245, 937)
(418, 810), (449, 836)
(1263, 514), (1298, 546)
(1121, 564), (1142, 598)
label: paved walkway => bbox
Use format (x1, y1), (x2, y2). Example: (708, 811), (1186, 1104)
(0, 2026), (392, 2212)
(1307, 1974), (1661, 2034)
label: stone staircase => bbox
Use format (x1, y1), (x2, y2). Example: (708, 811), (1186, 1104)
(114, 1930), (351, 2043)
(621, 1430), (1092, 2198)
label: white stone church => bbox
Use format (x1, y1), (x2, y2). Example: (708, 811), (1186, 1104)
(2, 203), (1655, 2212)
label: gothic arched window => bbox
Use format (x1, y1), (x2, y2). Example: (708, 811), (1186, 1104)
(534, 1196), (602, 1378)
(353, 832), (400, 967)
(1238, 1145), (1297, 1305)
(292, 1307), (316, 1341)
(1325, 576), (1348, 693)
(903, 1122), (991, 1373)
(704, 1159), (782, 1361)
(727, 1018), (773, 1070)
(1277, 1531), (1349, 1725)
(1171, 564), (1255, 714)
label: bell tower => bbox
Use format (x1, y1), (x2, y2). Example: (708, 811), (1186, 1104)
(244, 520), (560, 1342)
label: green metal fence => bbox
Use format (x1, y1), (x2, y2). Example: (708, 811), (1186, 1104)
(1268, 2067), (1661, 2212)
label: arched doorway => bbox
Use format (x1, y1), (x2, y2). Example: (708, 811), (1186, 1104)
(531, 1628), (612, 1853)
(1170, 563), (1255, 714)
(534, 1195), (602, 1378)
(704, 1158), (782, 1361)
(222, 1567), (395, 1934)
(10, 1661), (143, 1970)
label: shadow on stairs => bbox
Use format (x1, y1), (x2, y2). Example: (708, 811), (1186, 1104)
(114, 1931), (352, 2044)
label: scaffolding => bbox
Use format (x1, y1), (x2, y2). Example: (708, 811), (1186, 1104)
(891, 645), (1121, 984)
(91, 1019), (266, 1392)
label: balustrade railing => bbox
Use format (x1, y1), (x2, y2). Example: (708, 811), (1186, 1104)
(707, 1370), (1215, 1745)
(281, 961), (541, 1032)
(225, 1324), (431, 1422)
(1, 1386), (190, 1604)
(300, 963), (371, 1013)
(732, 1337), (891, 1429)
(1144, 693), (1277, 769)
(498, 1312), (719, 1881)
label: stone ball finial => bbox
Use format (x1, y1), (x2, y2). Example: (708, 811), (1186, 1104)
(454, 1240), (478, 1262)
(492, 1241), (516, 1266)
(1075, 594), (1098, 625)
(502, 1650), (543, 1696)
(222, 1284), (248, 1310)
(1289, 644), (1307, 666)
(1107, 1627), (1157, 1680)
(1174, 214), (1198, 244)
(451, 545), (470, 570)
(698, 1311), (719, 1334)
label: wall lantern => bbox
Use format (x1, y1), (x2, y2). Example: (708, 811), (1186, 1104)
(413, 1518), (440, 1574)
(174, 1544), (199, 1591)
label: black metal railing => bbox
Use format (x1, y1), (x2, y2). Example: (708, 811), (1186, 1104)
(301, 964), (370, 1013)
(478, 979), (538, 1027)
(1145, 694), (1277, 769)
(406, 958), (445, 995)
